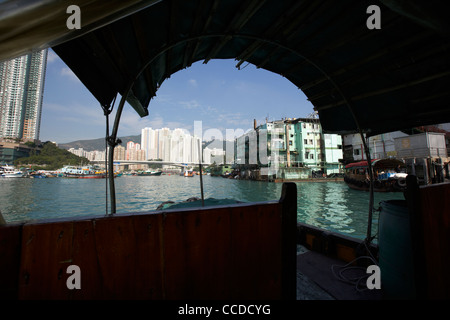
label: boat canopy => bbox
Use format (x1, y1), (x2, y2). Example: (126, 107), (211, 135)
(345, 158), (406, 169)
(345, 160), (376, 169)
(1, 0), (450, 136)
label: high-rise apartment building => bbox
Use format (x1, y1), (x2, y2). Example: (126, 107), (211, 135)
(0, 49), (48, 141)
(141, 127), (201, 163)
(141, 127), (160, 160)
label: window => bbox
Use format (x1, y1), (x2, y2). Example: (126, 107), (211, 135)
(310, 154), (314, 159)
(304, 139), (308, 144)
(289, 141), (292, 146)
(354, 149), (360, 155)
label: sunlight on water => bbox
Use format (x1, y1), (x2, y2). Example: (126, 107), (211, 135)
(0, 175), (404, 240)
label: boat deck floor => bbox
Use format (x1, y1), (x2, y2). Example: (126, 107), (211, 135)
(296, 245), (383, 300)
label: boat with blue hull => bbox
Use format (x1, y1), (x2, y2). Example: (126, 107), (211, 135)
(29, 172), (47, 179)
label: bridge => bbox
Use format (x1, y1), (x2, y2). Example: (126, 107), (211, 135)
(90, 160), (212, 168)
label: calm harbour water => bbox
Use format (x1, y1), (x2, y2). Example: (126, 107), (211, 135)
(0, 175), (404, 240)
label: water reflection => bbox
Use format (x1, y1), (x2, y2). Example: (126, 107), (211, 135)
(1, 175), (404, 240)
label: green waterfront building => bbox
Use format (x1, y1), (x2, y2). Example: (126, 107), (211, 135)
(235, 117), (343, 180)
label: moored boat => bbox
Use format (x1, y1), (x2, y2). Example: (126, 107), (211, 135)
(344, 159), (408, 192)
(183, 170), (194, 177)
(136, 170), (162, 176)
(0, 165), (24, 178)
(60, 165), (106, 179)
(29, 171), (47, 178)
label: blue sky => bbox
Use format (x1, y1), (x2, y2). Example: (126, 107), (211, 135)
(40, 49), (315, 144)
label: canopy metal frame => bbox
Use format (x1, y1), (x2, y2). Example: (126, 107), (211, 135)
(104, 31), (376, 249)
(2, 0), (444, 250)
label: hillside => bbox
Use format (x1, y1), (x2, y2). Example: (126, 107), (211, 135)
(14, 141), (89, 170)
(58, 135), (141, 151)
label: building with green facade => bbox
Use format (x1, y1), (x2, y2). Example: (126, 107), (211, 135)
(235, 117), (343, 180)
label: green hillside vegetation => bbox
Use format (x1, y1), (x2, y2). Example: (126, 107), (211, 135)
(14, 141), (89, 170)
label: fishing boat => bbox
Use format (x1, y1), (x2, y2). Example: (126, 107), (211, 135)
(136, 170), (162, 176)
(344, 159), (408, 192)
(29, 171), (48, 179)
(183, 170), (194, 177)
(0, 0), (449, 302)
(60, 165), (106, 179)
(0, 165), (24, 178)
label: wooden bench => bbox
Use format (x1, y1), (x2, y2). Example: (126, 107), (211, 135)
(406, 176), (450, 299)
(0, 182), (297, 300)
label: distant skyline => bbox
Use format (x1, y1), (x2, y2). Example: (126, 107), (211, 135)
(40, 49), (315, 144)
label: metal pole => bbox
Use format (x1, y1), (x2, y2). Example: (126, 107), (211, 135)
(107, 90), (129, 215)
(198, 139), (204, 207)
(107, 141), (116, 214)
(105, 110), (109, 215)
(362, 134), (375, 245)
(101, 101), (115, 215)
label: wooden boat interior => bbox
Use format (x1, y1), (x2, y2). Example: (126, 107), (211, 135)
(1, 0), (449, 299)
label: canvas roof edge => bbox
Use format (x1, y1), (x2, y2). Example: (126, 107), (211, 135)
(1, 0), (450, 135)
(0, 0), (162, 63)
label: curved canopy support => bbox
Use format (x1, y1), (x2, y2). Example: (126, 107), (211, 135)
(2, 0), (450, 233)
(102, 29), (362, 214)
